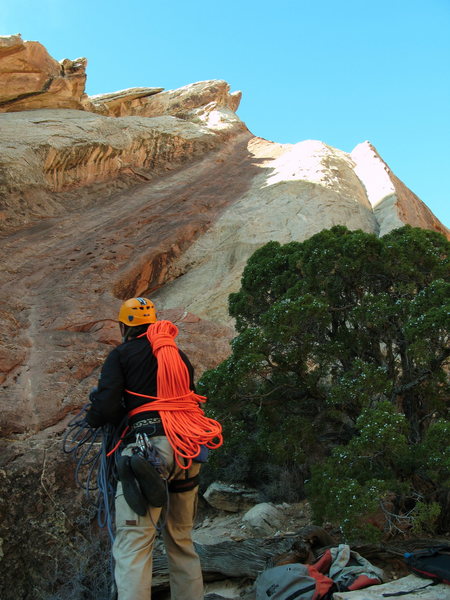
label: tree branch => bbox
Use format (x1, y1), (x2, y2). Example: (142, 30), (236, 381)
(393, 347), (450, 396)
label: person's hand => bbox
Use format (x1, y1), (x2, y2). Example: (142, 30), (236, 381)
(85, 407), (104, 428)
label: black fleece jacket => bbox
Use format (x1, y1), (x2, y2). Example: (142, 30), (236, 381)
(86, 336), (195, 428)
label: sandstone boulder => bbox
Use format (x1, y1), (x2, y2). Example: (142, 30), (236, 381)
(0, 34), (90, 112)
(242, 502), (285, 536)
(203, 482), (262, 512)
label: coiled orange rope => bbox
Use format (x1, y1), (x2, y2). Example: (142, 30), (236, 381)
(127, 320), (223, 469)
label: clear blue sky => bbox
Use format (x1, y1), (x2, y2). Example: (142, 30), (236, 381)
(3, 0), (449, 227)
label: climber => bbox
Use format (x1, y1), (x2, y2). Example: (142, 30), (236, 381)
(86, 297), (222, 600)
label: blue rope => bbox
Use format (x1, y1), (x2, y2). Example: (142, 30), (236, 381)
(63, 405), (121, 543)
(96, 427), (119, 542)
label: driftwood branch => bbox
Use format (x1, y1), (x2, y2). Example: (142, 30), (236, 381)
(152, 526), (330, 590)
(196, 535), (310, 577)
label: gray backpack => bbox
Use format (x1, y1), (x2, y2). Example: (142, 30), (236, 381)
(255, 564), (319, 600)
(255, 544), (383, 599)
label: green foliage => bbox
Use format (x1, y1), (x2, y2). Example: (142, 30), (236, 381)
(200, 225), (450, 541)
(288, 405), (448, 542)
(417, 419), (450, 484)
(410, 501), (442, 535)
(307, 402), (414, 540)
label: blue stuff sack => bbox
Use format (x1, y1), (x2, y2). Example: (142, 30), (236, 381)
(193, 444), (209, 463)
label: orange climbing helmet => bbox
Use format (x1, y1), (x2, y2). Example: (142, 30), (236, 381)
(118, 297), (157, 326)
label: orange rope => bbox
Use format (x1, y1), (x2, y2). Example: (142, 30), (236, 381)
(106, 426), (130, 457)
(127, 320), (223, 469)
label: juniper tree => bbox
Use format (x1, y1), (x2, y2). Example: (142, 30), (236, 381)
(199, 225), (449, 540)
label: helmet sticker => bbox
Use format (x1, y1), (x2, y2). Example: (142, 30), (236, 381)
(128, 315), (134, 322)
(136, 297), (147, 305)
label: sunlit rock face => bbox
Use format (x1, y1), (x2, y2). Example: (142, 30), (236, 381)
(0, 108), (235, 231)
(0, 36), (246, 234)
(351, 141), (446, 236)
(152, 138), (449, 324)
(89, 87), (165, 115)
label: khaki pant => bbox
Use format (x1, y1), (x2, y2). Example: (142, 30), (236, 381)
(112, 437), (204, 600)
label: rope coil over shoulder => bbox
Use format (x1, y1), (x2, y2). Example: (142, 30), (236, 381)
(126, 320), (223, 469)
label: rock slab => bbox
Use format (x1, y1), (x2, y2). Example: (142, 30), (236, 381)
(203, 482), (262, 512)
(333, 574), (450, 599)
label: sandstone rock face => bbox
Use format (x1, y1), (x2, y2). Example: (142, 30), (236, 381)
(115, 79), (242, 119)
(0, 128), (251, 434)
(151, 138), (448, 324)
(0, 108), (247, 231)
(0, 111), (252, 440)
(90, 79), (242, 122)
(0, 34), (90, 112)
(90, 86), (164, 116)
(351, 141), (446, 237)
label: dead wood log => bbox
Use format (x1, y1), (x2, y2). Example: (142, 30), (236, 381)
(152, 531), (312, 589)
(195, 534), (312, 577)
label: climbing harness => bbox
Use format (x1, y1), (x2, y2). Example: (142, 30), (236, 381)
(126, 393), (222, 469)
(168, 472), (200, 493)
